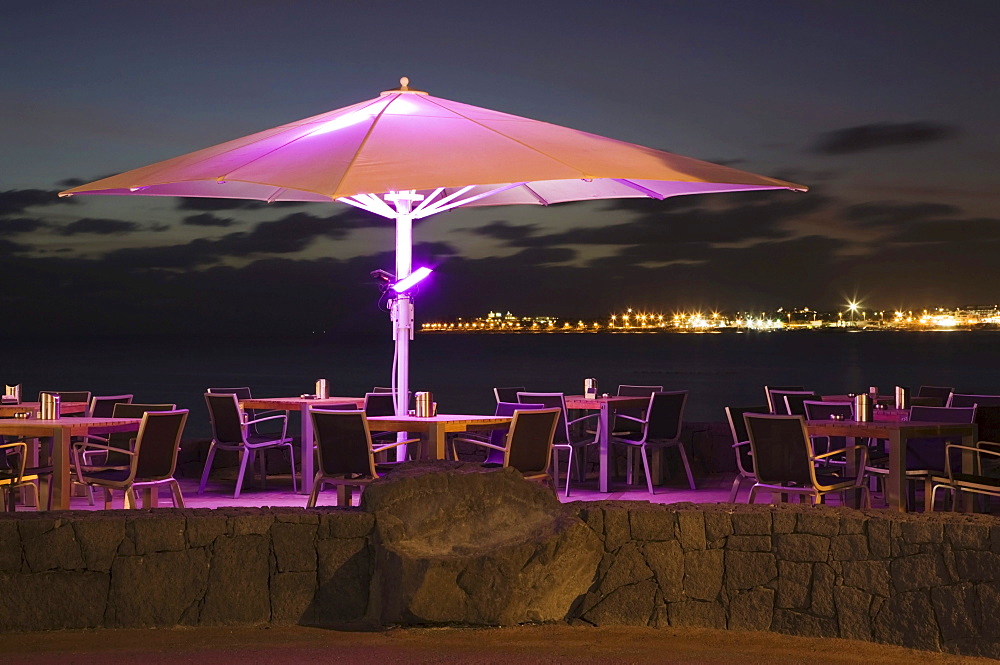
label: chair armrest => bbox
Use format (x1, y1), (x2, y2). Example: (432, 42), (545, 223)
(72, 442), (136, 456)
(372, 438), (420, 454)
(817, 446), (869, 484)
(612, 413), (646, 426)
(245, 414), (287, 427)
(732, 440), (750, 449)
(568, 412), (601, 427)
(452, 436), (506, 453)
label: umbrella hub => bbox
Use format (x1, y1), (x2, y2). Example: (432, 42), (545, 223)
(380, 76), (428, 96)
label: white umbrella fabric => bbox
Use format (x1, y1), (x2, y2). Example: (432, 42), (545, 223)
(61, 78), (807, 423)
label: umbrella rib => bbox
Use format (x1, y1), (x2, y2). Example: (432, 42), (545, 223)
(420, 96), (593, 179)
(612, 179), (666, 200)
(209, 97), (389, 191)
(327, 95), (401, 199)
(520, 184), (549, 205)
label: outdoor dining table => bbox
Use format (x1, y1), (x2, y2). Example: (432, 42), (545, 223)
(0, 401), (87, 417)
(805, 419), (977, 512)
(240, 396), (365, 495)
(0, 416), (142, 510)
(564, 395), (650, 492)
(366, 414), (513, 461)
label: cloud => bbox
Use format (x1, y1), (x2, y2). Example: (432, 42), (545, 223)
(466, 220), (540, 241)
(183, 213), (239, 227)
(845, 201), (962, 227)
(812, 122), (959, 155)
(0, 218), (46, 235)
(511, 190), (829, 249)
(56, 218), (143, 235)
(0, 189), (78, 216)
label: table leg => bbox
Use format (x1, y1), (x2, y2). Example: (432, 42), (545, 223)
(50, 430), (71, 510)
(427, 423), (446, 460)
(959, 427), (977, 513)
(599, 402), (611, 492)
(886, 431), (905, 512)
(300, 406), (313, 495)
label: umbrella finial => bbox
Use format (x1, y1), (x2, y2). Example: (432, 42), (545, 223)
(400, 76), (409, 90)
(381, 77), (427, 96)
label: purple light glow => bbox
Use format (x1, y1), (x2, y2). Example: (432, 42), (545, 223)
(392, 266), (432, 293)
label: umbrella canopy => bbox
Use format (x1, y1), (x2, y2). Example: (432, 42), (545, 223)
(61, 79), (805, 208)
(61, 78), (807, 426)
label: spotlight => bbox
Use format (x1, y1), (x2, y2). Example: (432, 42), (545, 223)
(391, 267), (433, 294)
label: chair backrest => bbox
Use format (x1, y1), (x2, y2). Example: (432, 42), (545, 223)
(105, 402), (177, 462)
(494, 386), (527, 403)
(744, 413), (814, 486)
(516, 392), (569, 443)
(204, 393), (246, 445)
(802, 400), (854, 421)
(725, 405), (767, 475)
(88, 394), (134, 418)
(132, 409), (189, 481)
(504, 407), (561, 476)
(310, 409), (377, 477)
(207, 386), (253, 400)
(974, 405), (1000, 444)
(363, 392), (396, 417)
(38, 391), (92, 411)
(909, 405), (977, 423)
(916, 385), (954, 406)
(764, 385), (804, 413)
(491, 401), (546, 453)
(372, 386), (394, 393)
(768, 389), (813, 415)
(644, 391), (687, 441)
(948, 393), (1000, 408)
(782, 392), (819, 417)
(617, 384), (663, 397)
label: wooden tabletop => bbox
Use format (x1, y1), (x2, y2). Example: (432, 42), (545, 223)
(564, 395), (649, 410)
(0, 401), (87, 417)
(241, 396), (365, 410)
(366, 414), (511, 431)
(0, 416), (142, 436)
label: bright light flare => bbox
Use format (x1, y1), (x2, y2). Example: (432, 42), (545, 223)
(391, 266), (433, 293)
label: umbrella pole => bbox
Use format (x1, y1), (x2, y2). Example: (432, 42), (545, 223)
(389, 192), (420, 461)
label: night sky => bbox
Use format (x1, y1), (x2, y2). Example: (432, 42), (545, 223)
(3, 1), (999, 339)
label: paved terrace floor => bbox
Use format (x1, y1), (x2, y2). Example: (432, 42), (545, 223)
(51, 468), (898, 511)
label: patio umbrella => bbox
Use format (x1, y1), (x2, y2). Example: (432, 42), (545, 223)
(61, 77), (807, 418)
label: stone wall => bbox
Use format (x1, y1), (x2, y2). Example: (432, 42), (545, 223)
(2, 467), (999, 659)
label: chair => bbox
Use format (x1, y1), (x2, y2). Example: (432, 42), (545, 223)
(783, 392), (820, 417)
(948, 393), (1000, 408)
(743, 413), (871, 507)
(451, 401), (546, 464)
(611, 385), (664, 435)
(37, 391), (92, 414)
(724, 405), (767, 502)
(801, 399), (853, 455)
(0, 441), (39, 511)
(73, 409), (189, 509)
(609, 391), (695, 494)
(86, 394), (134, 418)
(464, 407), (561, 491)
(200, 392), (296, 498)
(929, 440), (1000, 511)
(306, 409), (418, 508)
(494, 386), (527, 403)
(207, 386), (285, 437)
(917, 385), (955, 407)
(905, 405), (977, 510)
(770, 390), (816, 416)
(517, 392), (599, 496)
(764, 385), (803, 414)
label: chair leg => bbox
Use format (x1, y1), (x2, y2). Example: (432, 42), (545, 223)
(103, 487), (114, 510)
(640, 447), (654, 495)
(748, 485), (759, 504)
(728, 475), (743, 503)
(677, 443), (697, 490)
(286, 443), (297, 493)
(564, 447), (574, 497)
(626, 447), (634, 485)
(124, 487), (138, 509)
(233, 449), (252, 499)
(169, 480), (185, 508)
(198, 443), (218, 494)
(306, 475), (322, 508)
(550, 447), (561, 495)
(257, 449), (267, 489)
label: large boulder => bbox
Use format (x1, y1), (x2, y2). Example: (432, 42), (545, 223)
(362, 462), (602, 625)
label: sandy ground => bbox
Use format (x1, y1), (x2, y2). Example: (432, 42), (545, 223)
(4, 624), (994, 665)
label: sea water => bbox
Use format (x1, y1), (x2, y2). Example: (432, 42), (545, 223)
(2, 330), (997, 438)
